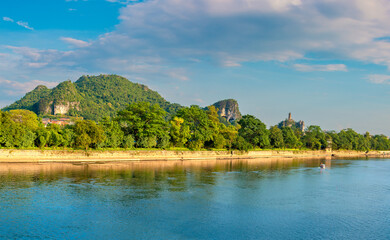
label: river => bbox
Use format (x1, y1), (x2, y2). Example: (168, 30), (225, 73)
(0, 158), (389, 239)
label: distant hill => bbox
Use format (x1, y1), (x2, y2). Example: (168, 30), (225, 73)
(3, 75), (183, 121)
(278, 113), (305, 132)
(4, 85), (51, 113)
(212, 99), (242, 124)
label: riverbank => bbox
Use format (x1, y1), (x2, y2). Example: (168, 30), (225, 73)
(0, 149), (389, 162)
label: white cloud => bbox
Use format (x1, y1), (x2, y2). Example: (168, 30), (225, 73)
(104, 0), (390, 67)
(2, 0), (390, 88)
(223, 60), (241, 67)
(167, 71), (189, 81)
(0, 77), (58, 95)
(60, 37), (91, 48)
(16, 21), (34, 30)
(6, 46), (66, 68)
(294, 64), (348, 72)
(106, 0), (138, 4)
(26, 62), (49, 68)
(367, 74), (390, 84)
(3, 17), (34, 30)
(2, 17), (14, 22)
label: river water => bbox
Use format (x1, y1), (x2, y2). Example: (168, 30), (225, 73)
(0, 158), (389, 239)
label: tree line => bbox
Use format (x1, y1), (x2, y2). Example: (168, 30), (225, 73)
(1, 102), (389, 151)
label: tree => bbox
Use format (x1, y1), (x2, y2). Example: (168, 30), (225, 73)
(281, 127), (300, 148)
(20, 130), (36, 148)
(220, 124), (239, 150)
(116, 102), (169, 148)
(73, 120), (105, 149)
(232, 136), (252, 151)
(169, 117), (190, 147)
(137, 135), (157, 148)
(122, 135), (135, 149)
(157, 133), (170, 149)
(100, 117), (124, 148)
(269, 126), (284, 148)
(337, 130), (353, 150)
(8, 109), (40, 131)
(238, 115), (270, 148)
(35, 127), (50, 148)
(75, 132), (92, 150)
(176, 105), (214, 150)
(371, 135), (390, 150)
(325, 131), (339, 150)
(205, 105), (225, 148)
(62, 127), (75, 148)
(46, 124), (63, 148)
(302, 125), (327, 150)
(364, 132), (372, 150)
(0, 111), (2, 144)
(0, 111), (37, 148)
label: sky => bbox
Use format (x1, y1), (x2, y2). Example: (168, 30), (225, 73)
(1, 0), (390, 135)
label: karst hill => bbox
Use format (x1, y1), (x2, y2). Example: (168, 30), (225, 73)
(3, 74), (242, 122)
(3, 75), (183, 121)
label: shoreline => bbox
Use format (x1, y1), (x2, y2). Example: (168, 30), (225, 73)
(0, 149), (389, 163)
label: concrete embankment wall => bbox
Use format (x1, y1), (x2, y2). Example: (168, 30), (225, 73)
(0, 149), (389, 163)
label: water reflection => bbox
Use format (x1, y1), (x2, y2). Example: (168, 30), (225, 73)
(1, 158), (389, 240)
(0, 158), (335, 197)
(0, 158), (326, 183)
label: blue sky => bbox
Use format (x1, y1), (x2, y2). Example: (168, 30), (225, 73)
(1, 0), (390, 135)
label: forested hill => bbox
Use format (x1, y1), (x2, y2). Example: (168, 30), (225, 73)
(2, 74), (183, 121)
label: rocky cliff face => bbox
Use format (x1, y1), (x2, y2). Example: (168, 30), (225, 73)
(37, 100), (80, 115)
(33, 80), (82, 116)
(212, 99), (242, 123)
(53, 102), (80, 115)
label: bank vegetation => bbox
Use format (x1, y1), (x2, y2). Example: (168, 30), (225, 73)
(1, 102), (390, 152)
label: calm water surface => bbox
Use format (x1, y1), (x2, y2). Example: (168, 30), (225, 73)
(0, 158), (389, 239)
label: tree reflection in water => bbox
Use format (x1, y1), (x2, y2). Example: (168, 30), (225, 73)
(0, 158), (338, 196)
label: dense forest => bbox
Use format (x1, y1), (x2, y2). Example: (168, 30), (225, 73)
(2, 75), (183, 121)
(1, 102), (389, 151)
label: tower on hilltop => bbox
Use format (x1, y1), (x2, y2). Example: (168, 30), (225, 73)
(278, 113), (305, 132)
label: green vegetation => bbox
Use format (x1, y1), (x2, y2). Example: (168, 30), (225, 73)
(1, 74), (390, 152)
(238, 115), (270, 149)
(1, 103), (389, 152)
(3, 85), (51, 112)
(2, 74), (183, 121)
(74, 75), (182, 120)
(116, 102), (169, 148)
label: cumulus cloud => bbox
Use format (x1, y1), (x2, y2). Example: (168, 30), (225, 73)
(3, 0), (390, 86)
(6, 46), (68, 68)
(294, 64), (348, 72)
(0, 77), (58, 95)
(367, 74), (390, 84)
(60, 37), (91, 48)
(84, 0), (390, 68)
(106, 0), (390, 66)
